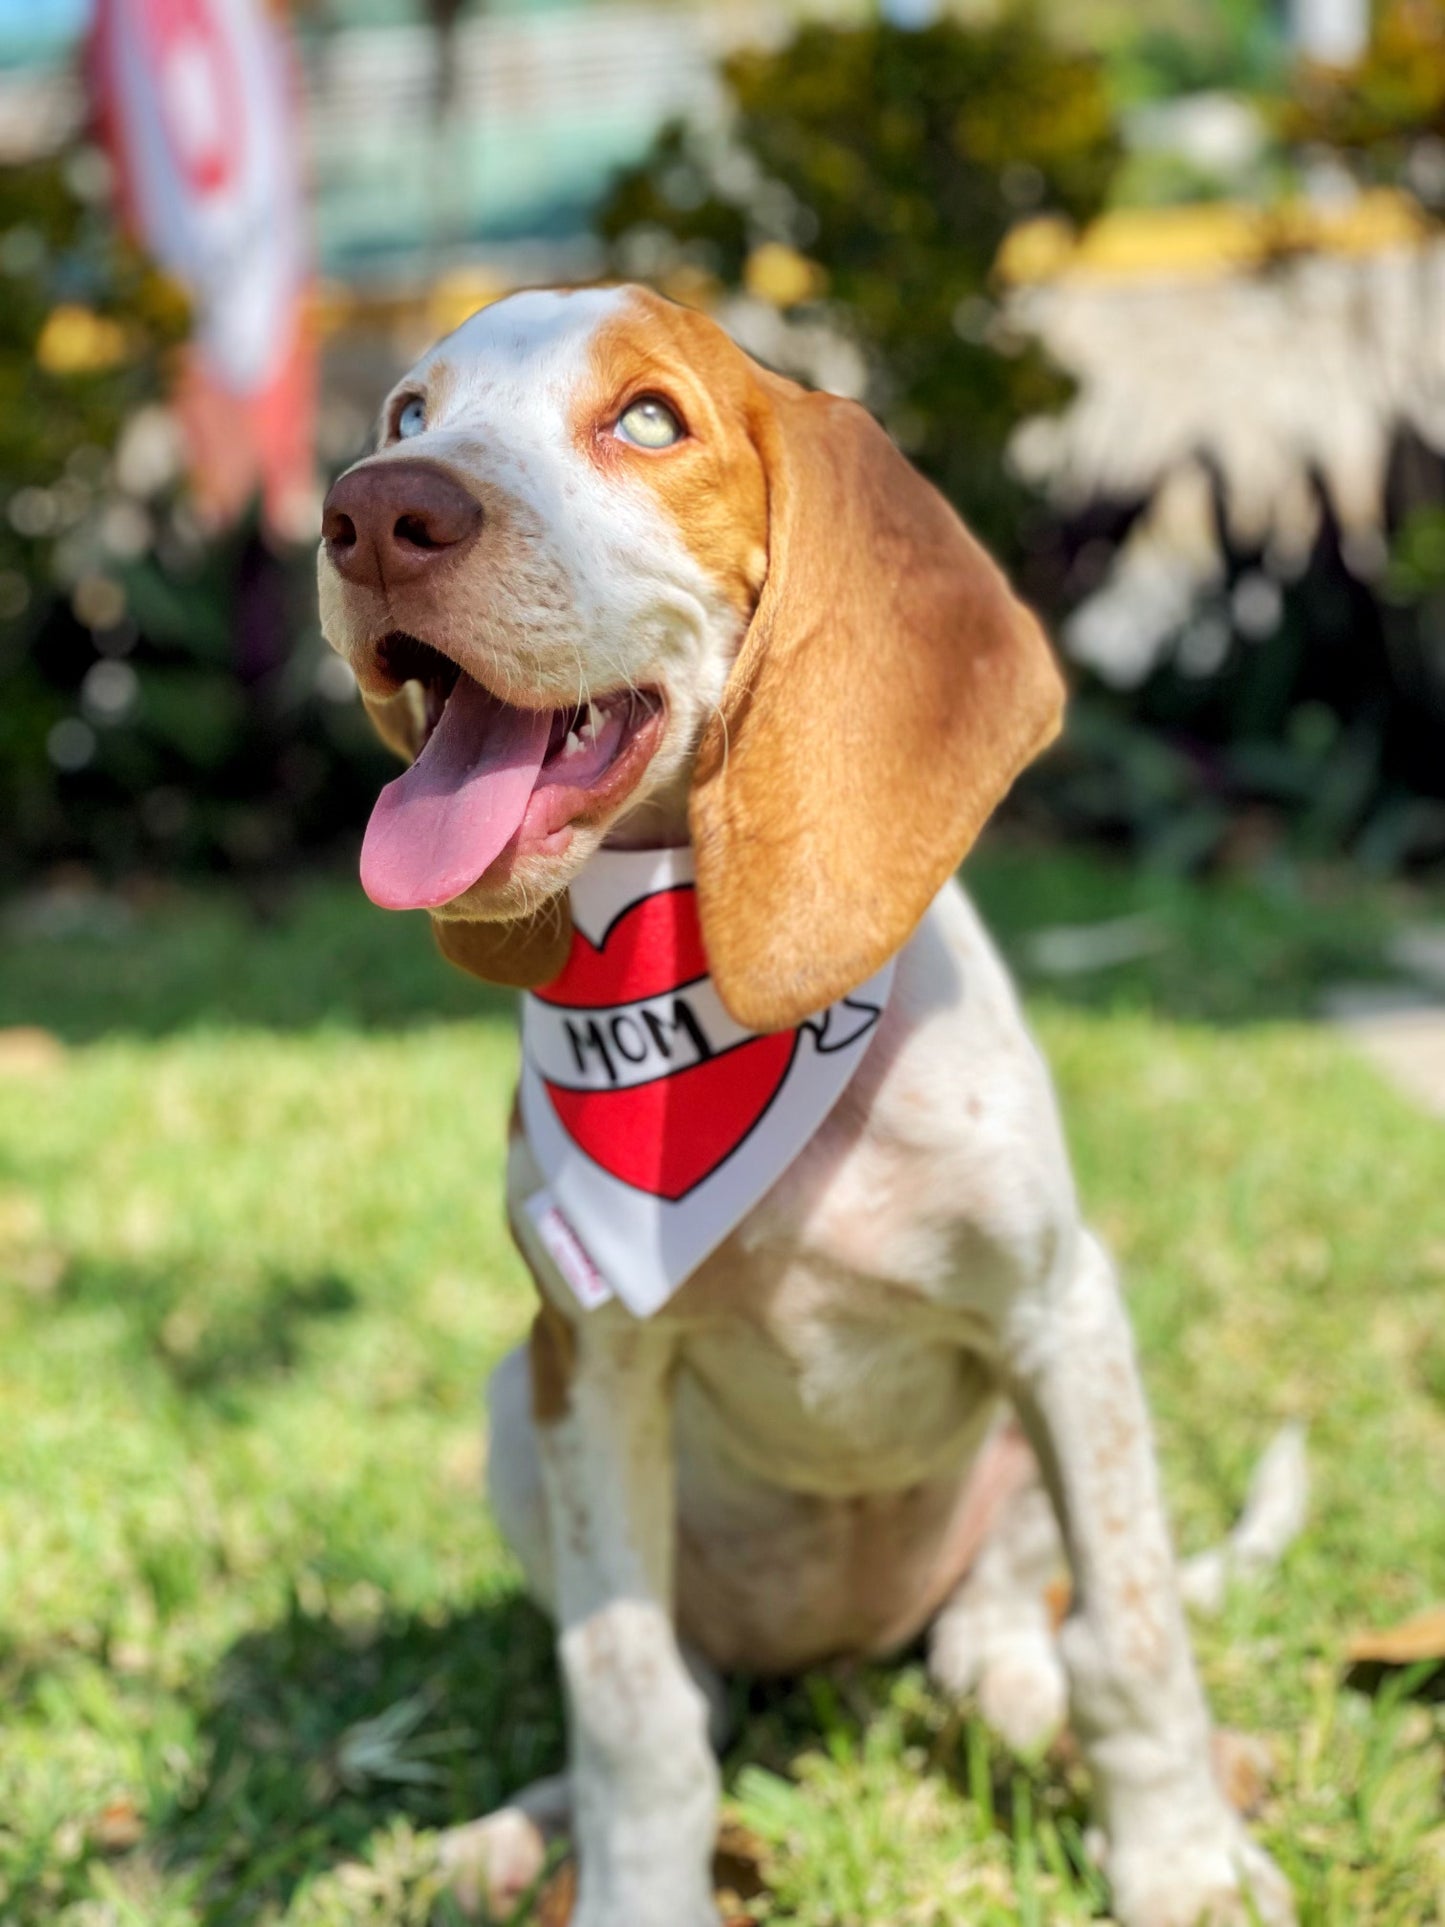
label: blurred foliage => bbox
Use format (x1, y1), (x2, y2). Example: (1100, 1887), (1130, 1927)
(0, 153), (390, 888)
(1390, 502), (1445, 603)
(1279, 0), (1445, 186)
(1, 151), (182, 862)
(0, 156), (185, 490)
(1101, 0), (1284, 104)
(1029, 506), (1445, 875)
(598, 9), (1119, 562)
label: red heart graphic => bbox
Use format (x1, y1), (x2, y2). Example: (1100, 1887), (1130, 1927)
(535, 887), (798, 1201)
(536, 885), (708, 1009)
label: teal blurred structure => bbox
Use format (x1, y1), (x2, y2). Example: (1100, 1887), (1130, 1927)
(301, 2), (726, 274)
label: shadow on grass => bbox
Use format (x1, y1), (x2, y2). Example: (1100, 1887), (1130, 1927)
(0, 876), (516, 1043)
(52, 1257), (361, 1414)
(0, 847), (1423, 1043)
(1344, 1658), (1445, 1702)
(156, 1594), (564, 1925)
(151, 1608), (1082, 1927)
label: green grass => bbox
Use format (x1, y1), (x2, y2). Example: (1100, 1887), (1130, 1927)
(0, 850), (1442, 1926)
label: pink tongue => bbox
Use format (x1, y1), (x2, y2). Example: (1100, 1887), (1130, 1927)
(360, 672), (552, 910)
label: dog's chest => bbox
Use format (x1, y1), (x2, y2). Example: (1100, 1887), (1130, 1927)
(511, 884), (1073, 1492)
(673, 1251), (999, 1493)
(663, 976), (1047, 1492)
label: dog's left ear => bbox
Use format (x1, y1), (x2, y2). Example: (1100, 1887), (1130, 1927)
(431, 907), (571, 990)
(690, 380), (1065, 1033)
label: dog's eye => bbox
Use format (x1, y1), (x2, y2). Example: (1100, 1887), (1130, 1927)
(396, 396), (426, 440)
(616, 397), (683, 449)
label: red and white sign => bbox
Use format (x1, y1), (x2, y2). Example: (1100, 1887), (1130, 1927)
(91, 0), (315, 536)
(520, 848), (894, 1318)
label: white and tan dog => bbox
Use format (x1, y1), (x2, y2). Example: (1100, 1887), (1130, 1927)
(318, 284), (1296, 1927)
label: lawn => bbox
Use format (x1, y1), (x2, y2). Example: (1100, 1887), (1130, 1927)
(1, 848), (1442, 1927)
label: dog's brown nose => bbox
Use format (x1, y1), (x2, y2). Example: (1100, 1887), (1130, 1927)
(322, 460), (482, 592)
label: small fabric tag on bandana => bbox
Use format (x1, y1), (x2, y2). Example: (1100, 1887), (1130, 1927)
(519, 846), (894, 1318)
(522, 1191), (615, 1310)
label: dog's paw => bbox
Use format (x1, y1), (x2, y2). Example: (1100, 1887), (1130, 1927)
(437, 1807), (547, 1919)
(1111, 1824), (1296, 1927)
(976, 1632), (1068, 1754)
(930, 1611), (1067, 1754)
(927, 1599), (987, 1700)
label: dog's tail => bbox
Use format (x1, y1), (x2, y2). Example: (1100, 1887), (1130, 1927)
(1179, 1421), (1309, 1615)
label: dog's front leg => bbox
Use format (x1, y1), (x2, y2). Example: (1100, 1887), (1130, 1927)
(1005, 1231), (1294, 1927)
(532, 1303), (721, 1927)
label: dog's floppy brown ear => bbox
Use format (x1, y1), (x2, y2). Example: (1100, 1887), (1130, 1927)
(690, 382), (1064, 1033)
(360, 687), (427, 765)
(431, 907), (571, 989)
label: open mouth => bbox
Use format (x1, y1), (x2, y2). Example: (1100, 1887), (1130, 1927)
(359, 634), (666, 912)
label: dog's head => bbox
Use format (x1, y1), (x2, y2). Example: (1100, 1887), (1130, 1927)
(318, 284), (1064, 1030)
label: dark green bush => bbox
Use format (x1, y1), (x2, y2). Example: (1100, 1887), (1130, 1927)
(0, 154), (390, 888)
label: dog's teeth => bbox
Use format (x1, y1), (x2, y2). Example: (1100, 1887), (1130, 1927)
(564, 729), (582, 755)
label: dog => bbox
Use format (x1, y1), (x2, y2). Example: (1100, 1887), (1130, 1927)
(317, 283), (1296, 1927)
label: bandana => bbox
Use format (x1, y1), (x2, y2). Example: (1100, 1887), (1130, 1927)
(518, 846), (894, 1317)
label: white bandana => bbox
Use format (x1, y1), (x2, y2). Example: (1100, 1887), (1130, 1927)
(519, 846), (894, 1317)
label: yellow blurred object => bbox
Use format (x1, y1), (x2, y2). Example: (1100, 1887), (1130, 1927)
(1272, 187), (1430, 256)
(999, 188), (1433, 286)
(310, 270), (508, 348)
(309, 263), (733, 351)
(659, 262), (724, 312)
(35, 306), (131, 375)
(310, 281), (356, 340)
(425, 266), (511, 338)
(744, 243), (828, 309)
(995, 215), (1077, 285)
